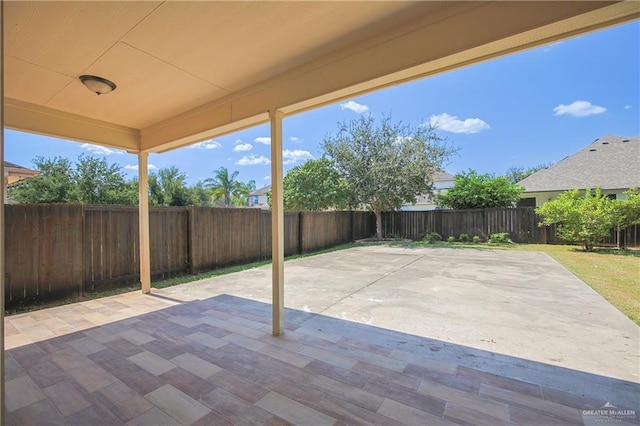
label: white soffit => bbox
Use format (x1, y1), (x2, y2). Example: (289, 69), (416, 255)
(2, 1), (639, 153)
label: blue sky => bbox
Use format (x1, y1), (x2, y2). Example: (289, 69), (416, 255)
(5, 20), (639, 189)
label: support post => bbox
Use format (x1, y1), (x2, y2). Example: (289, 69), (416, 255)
(138, 152), (151, 294)
(0, 2), (6, 420)
(270, 110), (284, 335)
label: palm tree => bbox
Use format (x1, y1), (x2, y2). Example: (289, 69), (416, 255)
(205, 167), (242, 206)
(232, 180), (256, 207)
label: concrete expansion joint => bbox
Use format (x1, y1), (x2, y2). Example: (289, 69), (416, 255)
(315, 255), (426, 318)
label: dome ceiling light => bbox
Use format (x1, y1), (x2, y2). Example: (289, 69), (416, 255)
(79, 75), (117, 95)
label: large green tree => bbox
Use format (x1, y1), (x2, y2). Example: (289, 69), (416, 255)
(323, 114), (455, 239)
(437, 170), (523, 209)
(610, 189), (640, 248)
(8, 155), (136, 205)
(536, 188), (614, 251)
(8, 156), (75, 203)
(188, 181), (214, 207)
(148, 166), (191, 206)
(281, 158), (352, 211)
(73, 155), (136, 204)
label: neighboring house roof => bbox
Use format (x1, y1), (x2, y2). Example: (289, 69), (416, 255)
(4, 161), (40, 185)
(433, 171), (455, 183)
(249, 185), (271, 197)
(518, 135), (640, 193)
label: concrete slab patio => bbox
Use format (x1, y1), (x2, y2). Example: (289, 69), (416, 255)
(4, 245), (639, 425)
(162, 245), (639, 384)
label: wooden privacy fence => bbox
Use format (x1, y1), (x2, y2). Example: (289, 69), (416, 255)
(382, 208), (544, 243)
(382, 208), (640, 247)
(5, 204), (637, 308)
(4, 205), (376, 307)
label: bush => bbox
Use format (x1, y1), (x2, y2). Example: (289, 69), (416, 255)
(489, 232), (512, 244)
(447, 236), (456, 243)
(459, 233), (469, 242)
(473, 235), (481, 244)
(422, 232), (441, 244)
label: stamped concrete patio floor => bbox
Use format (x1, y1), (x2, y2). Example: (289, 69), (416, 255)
(5, 246), (639, 425)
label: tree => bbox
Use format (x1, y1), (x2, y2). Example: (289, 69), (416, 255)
(536, 188), (614, 251)
(232, 180), (256, 207)
(504, 163), (553, 184)
(323, 114), (455, 239)
(610, 189), (640, 248)
(205, 167), (242, 206)
(148, 166), (191, 206)
(8, 156), (75, 203)
(437, 170), (523, 209)
(72, 155), (136, 205)
(8, 155), (136, 205)
(280, 158), (352, 211)
(188, 181), (214, 207)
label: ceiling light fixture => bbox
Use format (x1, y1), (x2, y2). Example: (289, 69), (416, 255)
(79, 75), (117, 95)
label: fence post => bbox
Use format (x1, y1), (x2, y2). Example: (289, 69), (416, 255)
(350, 211), (355, 242)
(435, 209), (443, 238)
(298, 211), (304, 255)
(80, 205), (85, 297)
(187, 206), (195, 274)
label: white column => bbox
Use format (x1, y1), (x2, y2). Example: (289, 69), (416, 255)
(138, 152), (151, 294)
(0, 2), (6, 421)
(270, 110), (284, 335)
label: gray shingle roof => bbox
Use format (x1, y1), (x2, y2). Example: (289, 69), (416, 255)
(249, 185), (271, 196)
(433, 171), (454, 182)
(4, 161), (33, 170)
(518, 135), (640, 192)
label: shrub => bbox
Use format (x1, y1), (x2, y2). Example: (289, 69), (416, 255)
(422, 232), (441, 244)
(473, 235), (481, 244)
(459, 233), (469, 242)
(489, 232), (512, 244)
(447, 236), (455, 243)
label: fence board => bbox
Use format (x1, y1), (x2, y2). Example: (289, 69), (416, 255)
(84, 206), (140, 292)
(150, 207), (189, 279)
(5, 205), (83, 307)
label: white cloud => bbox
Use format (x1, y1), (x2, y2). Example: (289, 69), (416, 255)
(124, 164), (158, 171)
(190, 140), (221, 149)
(289, 136), (301, 143)
(340, 100), (369, 114)
(234, 139), (243, 144)
(254, 137), (271, 145)
(624, 105), (633, 110)
(264, 176), (271, 181)
(542, 41), (562, 53)
(236, 155), (271, 166)
(428, 113), (490, 134)
(233, 143), (253, 152)
(553, 100), (606, 117)
(80, 143), (124, 156)
(283, 149), (313, 165)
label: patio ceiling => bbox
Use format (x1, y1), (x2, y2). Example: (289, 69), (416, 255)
(3, 1), (638, 153)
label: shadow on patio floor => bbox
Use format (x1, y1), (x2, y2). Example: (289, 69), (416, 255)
(5, 294), (639, 425)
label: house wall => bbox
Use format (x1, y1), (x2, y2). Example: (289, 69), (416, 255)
(401, 179), (455, 211)
(523, 189), (630, 207)
(248, 194), (269, 208)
